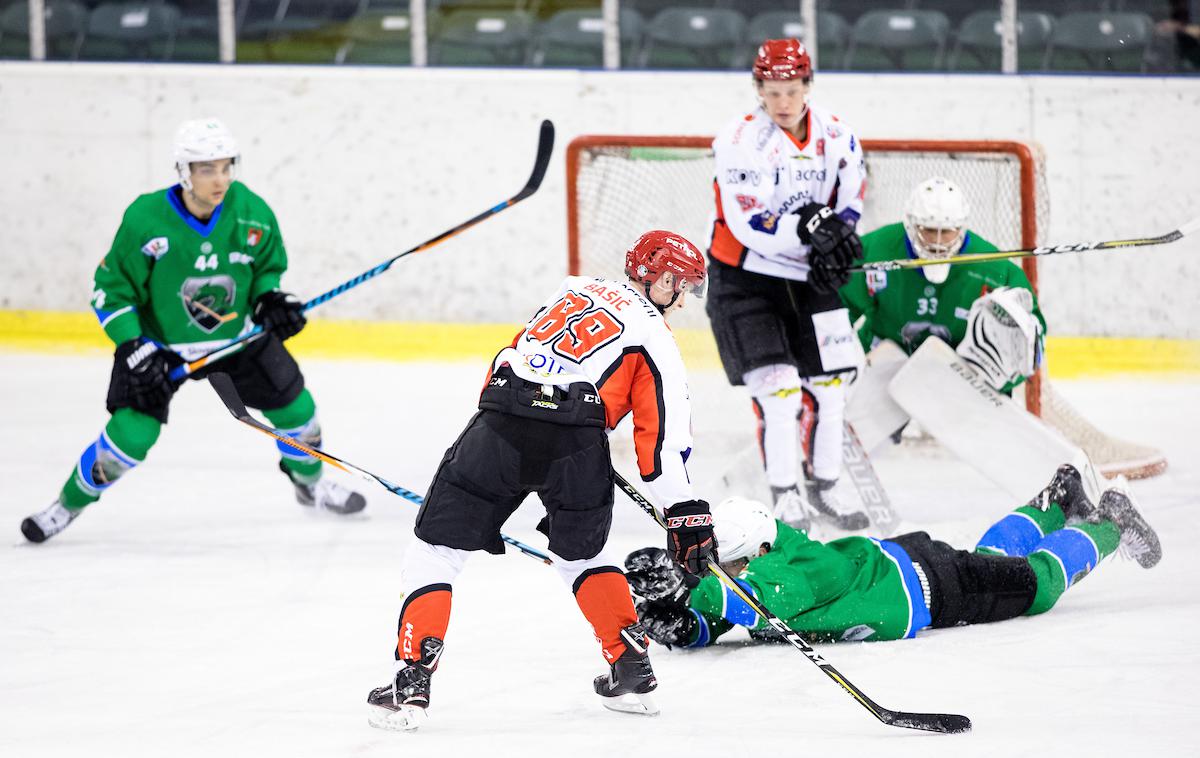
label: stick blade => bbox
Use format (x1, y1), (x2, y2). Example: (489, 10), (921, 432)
(208, 372), (250, 419)
(882, 710), (972, 734)
(515, 119), (555, 201)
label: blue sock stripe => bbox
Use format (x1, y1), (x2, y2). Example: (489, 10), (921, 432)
(77, 432), (140, 494)
(1032, 527), (1100, 588)
(685, 608), (710, 648)
(976, 512), (1045, 557)
(721, 579), (760, 628)
(876, 539), (933, 638)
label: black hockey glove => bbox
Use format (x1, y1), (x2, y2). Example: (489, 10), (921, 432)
(625, 547), (698, 603)
(663, 500), (717, 577)
(252, 290), (307, 340)
(795, 202), (861, 294)
(114, 338), (178, 412)
(636, 599), (697, 649)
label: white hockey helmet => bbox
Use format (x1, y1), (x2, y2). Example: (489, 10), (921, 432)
(712, 496), (778, 563)
(903, 177), (970, 284)
(174, 118), (240, 191)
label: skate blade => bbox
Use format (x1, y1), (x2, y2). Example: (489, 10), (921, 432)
(600, 692), (660, 717)
(367, 703), (427, 732)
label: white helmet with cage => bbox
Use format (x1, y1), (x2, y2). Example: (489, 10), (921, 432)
(173, 118), (240, 191)
(903, 176), (970, 284)
(713, 496), (778, 563)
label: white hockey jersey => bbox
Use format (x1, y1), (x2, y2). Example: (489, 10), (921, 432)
(708, 103), (866, 281)
(487, 276), (696, 509)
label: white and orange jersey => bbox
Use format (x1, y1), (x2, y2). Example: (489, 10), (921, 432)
(708, 103), (866, 281)
(489, 275), (695, 509)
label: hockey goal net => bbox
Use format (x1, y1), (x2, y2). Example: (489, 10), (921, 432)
(566, 135), (1166, 480)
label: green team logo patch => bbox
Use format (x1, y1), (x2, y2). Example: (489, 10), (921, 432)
(180, 275), (238, 333)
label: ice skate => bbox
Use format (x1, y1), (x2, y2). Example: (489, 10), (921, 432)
(283, 464), (366, 515)
(1096, 482), (1162, 569)
(366, 638), (441, 732)
(803, 477), (869, 531)
(1027, 463), (1093, 522)
(20, 499), (80, 544)
(771, 485), (813, 533)
(594, 625), (659, 717)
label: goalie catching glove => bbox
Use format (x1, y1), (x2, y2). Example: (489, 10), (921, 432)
(955, 286), (1044, 391)
(663, 500), (717, 576)
(795, 202), (862, 294)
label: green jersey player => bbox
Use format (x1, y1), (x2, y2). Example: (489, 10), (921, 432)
(626, 465), (1160, 647)
(840, 177), (1046, 392)
(20, 118), (365, 544)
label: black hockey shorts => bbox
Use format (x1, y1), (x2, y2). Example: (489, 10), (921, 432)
(108, 334), (306, 424)
(414, 410), (614, 561)
(704, 258), (848, 385)
(891, 531), (1037, 628)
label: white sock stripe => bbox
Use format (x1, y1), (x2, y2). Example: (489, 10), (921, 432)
(1033, 548), (1071, 588)
(1064, 527), (1101, 567)
(1013, 511), (1046, 538)
(99, 431), (142, 466)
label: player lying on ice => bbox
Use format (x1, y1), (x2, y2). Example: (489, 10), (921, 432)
(20, 118), (364, 544)
(366, 231), (717, 731)
(627, 464), (1159, 647)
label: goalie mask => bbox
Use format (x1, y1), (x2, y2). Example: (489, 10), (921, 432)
(712, 497), (777, 563)
(174, 118), (240, 191)
(903, 177), (969, 284)
(625, 230), (707, 311)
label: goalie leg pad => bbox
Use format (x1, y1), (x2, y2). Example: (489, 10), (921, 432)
(744, 364), (803, 489)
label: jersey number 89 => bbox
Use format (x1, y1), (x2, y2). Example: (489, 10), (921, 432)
(529, 292), (625, 361)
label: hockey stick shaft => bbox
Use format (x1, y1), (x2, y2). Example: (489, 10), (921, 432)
(169, 120), (556, 381)
(206, 372), (552, 565)
(611, 471), (970, 734)
(851, 214), (1200, 273)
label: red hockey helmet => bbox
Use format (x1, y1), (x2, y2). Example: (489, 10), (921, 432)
(752, 38), (812, 82)
(625, 230), (706, 298)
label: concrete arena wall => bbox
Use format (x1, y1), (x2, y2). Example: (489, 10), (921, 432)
(0, 63), (1197, 339)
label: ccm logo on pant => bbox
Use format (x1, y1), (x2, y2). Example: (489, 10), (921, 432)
(665, 514), (713, 528)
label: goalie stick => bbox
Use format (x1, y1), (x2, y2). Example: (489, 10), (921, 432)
(206, 372), (552, 565)
(851, 214), (1200, 273)
(169, 119), (557, 381)
(611, 470), (971, 735)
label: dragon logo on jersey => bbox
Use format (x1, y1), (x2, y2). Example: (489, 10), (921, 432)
(900, 321), (952, 352)
(179, 275), (238, 333)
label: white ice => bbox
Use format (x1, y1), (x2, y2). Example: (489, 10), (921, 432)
(1, 352), (1197, 758)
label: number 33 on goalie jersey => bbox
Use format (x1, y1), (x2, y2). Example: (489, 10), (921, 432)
(493, 275), (696, 508)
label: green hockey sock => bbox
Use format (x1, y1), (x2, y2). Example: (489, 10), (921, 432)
(1025, 521), (1120, 615)
(975, 504), (1066, 557)
(263, 389), (322, 485)
(59, 409), (162, 510)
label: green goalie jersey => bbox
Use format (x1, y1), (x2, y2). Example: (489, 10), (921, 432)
(90, 181), (287, 360)
(685, 522), (929, 645)
(839, 222), (1045, 356)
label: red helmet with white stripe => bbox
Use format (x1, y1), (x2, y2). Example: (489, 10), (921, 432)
(625, 230), (707, 299)
(753, 38), (812, 82)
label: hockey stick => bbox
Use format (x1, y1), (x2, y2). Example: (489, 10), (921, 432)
(851, 214), (1200, 273)
(169, 120), (557, 381)
(206, 372), (552, 565)
(842, 421), (898, 535)
(611, 470), (971, 735)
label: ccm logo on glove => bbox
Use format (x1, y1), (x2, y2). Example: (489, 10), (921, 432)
(665, 513), (713, 529)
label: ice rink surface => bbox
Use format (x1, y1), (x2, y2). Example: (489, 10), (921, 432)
(2, 352), (1197, 758)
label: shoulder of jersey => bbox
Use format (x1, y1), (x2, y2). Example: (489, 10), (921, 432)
(716, 109), (778, 155)
(809, 104), (857, 145)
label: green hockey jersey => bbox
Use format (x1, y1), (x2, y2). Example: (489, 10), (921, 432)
(685, 522), (931, 644)
(90, 181), (287, 360)
(840, 222), (1045, 356)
